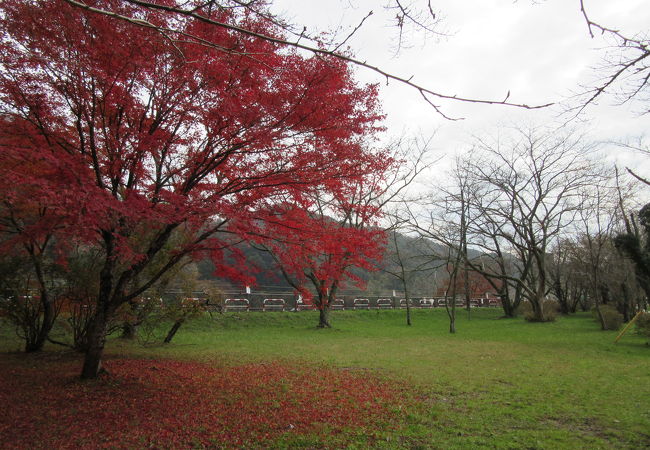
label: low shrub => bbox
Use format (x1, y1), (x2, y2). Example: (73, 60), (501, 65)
(592, 305), (624, 331)
(519, 300), (558, 322)
(635, 312), (650, 341)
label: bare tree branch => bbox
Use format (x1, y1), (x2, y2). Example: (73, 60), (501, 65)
(576, 0), (650, 114)
(62, 0), (552, 120)
(626, 167), (650, 187)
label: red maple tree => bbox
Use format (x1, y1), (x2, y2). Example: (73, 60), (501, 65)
(0, 117), (91, 351)
(0, 0), (386, 377)
(249, 154), (401, 328)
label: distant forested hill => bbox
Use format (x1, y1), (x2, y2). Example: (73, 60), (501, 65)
(196, 231), (458, 296)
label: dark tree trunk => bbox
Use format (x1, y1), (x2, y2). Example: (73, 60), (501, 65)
(464, 263), (471, 320)
(530, 271), (547, 322)
(555, 280), (570, 315)
(81, 307), (110, 379)
(500, 289), (516, 318)
(405, 300), (412, 326)
(568, 286), (581, 313)
(318, 306), (331, 328)
(24, 250), (57, 352)
(316, 285), (337, 329)
(578, 289), (590, 312)
(531, 298), (545, 322)
(81, 253), (116, 379)
(445, 285), (457, 334)
(500, 282), (521, 318)
(501, 300), (515, 318)
(24, 291), (56, 352)
(594, 304), (607, 330)
(621, 282), (631, 322)
(445, 252), (460, 333)
(24, 341), (41, 353)
(121, 322), (137, 340)
(164, 319), (184, 343)
(599, 283), (611, 305)
(402, 280), (411, 326)
(448, 302), (456, 334)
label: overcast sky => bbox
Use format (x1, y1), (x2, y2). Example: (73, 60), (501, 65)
(272, 0), (650, 171)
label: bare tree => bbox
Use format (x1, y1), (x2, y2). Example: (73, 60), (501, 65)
(406, 155), (473, 331)
(572, 175), (622, 328)
(440, 229), (461, 333)
(458, 126), (601, 321)
(547, 238), (588, 315)
(549, 169), (647, 325)
(412, 151), (526, 319)
(382, 214), (442, 326)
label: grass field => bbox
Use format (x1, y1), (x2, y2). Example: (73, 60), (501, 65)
(2, 308), (649, 448)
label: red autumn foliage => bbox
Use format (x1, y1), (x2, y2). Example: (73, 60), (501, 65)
(247, 159), (400, 327)
(0, 356), (401, 448)
(0, 0), (388, 375)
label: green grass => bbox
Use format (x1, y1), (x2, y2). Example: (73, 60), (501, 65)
(2, 308), (650, 448)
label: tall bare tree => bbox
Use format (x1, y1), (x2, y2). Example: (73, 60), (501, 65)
(455, 127), (601, 321)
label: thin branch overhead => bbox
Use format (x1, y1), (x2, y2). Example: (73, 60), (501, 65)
(62, 0), (552, 120)
(577, 0), (650, 115)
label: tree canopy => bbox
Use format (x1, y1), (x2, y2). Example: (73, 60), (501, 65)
(0, 0), (390, 377)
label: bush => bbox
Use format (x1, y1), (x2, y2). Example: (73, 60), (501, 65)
(635, 312), (650, 340)
(592, 305), (624, 331)
(519, 300), (558, 322)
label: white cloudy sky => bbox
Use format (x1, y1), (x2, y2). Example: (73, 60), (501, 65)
(271, 0), (650, 169)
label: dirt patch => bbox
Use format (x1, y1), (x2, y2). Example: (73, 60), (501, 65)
(542, 416), (612, 440)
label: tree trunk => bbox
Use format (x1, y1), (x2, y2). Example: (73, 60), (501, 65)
(402, 280), (411, 326)
(594, 304), (607, 331)
(531, 273), (546, 322)
(121, 322), (137, 340)
(24, 340), (41, 353)
(444, 295), (456, 332)
(464, 261), (471, 320)
(621, 282), (631, 322)
(81, 260), (116, 379)
(568, 286), (580, 313)
(461, 190), (470, 321)
(578, 290), (589, 312)
(405, 301), (412, 326)
(164, 319), (184, 343)
(555, 280), (570, 315)
(316, 286), (337, 329)
(80, 307), (110, 379)
(501, 282), (522, 318)
(448, 301), (456, 333)
(121, 298), (144, 339)
(599, 284), (611, 305)
(446, 252), (460, 333)
(531, 298), (545, 322)
(501, 298), (515, 318)
(24, 252), (57, 352)
(24, 291), (56, 352)
(318, 306), (331, 328)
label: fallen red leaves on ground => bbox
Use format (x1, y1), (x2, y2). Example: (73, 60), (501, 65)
(0, 354), (401, 448)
